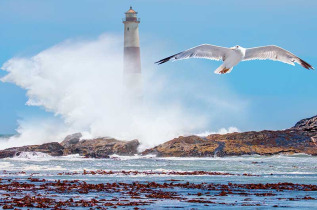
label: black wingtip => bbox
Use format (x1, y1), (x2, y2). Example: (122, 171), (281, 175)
(299, 58), (314, 70)
(155, 53), (181, 65)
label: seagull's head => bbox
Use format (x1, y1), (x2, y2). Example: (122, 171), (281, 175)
(230, 45), (240, 50)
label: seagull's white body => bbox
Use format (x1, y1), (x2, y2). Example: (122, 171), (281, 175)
(215, 46), (246, 74)
(155, 44), (314, 74)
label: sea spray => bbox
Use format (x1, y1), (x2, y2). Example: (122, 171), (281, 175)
(1, 34), (246, 149)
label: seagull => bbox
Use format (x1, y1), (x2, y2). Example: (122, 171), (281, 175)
(155, 44), (314, 74)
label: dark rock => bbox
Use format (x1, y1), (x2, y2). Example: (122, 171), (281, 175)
(0, 137), (139, 159)
(206, 129), (316, 157)
(292, 115), (317, 148)
(64, 138), (140, 158)
(142, 116), (317, 157)
(142, 136), (218, 157)
(1, 115), (316, 158)
(293, 115), (317, 132)
(0, 136), (139, 159)
(0, 142), (64, 158)
(292, 115), (317, 141)
(0, 150), (16, 159)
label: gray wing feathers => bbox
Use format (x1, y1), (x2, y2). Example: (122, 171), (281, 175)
(243, 45), (314, 70)
(155, 44), (230, 65)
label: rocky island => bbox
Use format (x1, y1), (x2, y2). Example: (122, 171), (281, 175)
(0, 115), (316, 158)
(0, 134), (140, 159)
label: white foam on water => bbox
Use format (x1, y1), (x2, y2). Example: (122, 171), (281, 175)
(264, 171), (317, 175)
(109, 154), (156, 160)
(57, 154), (87, 160)
(12, 152), (52, 160)
(21, 165), (66, 171)
(0, 162), (14, 169)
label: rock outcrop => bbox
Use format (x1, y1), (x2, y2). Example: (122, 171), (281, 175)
(62, 137), (140, 158)
(0, 136), (140, 159)
(60, 133), (82, 148)
(292, 115), (317, 138)
(0, 115), (316, 158)
(0, 142), (64, 158)
(141, 135), (219, 157)
(142, 116), (317, 157)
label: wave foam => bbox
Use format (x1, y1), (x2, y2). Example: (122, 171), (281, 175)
(13, 151), (52, 160)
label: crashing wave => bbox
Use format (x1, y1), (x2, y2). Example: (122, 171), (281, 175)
(109, 154), (156, 160)
(13, 152), (52, 159)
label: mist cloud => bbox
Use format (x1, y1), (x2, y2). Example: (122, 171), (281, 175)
(1, 34), (247, 150)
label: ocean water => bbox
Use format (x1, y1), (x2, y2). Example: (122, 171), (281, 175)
(0, 153), (316, 209)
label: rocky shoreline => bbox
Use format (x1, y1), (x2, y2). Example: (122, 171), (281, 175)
(1, 171), (316, 208)
(0, 115), (316, 158)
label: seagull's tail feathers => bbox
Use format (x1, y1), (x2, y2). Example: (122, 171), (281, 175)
(214, 64), (233, 74)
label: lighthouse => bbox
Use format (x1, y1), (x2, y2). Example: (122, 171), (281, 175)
(123, 6), (142, 102)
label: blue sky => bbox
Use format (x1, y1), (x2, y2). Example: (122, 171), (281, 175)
(0, 0), (316, 134)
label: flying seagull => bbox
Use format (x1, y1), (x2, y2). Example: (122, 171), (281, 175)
(155, 44), (314, 74)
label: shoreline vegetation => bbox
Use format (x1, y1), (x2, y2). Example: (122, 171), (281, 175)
(0, 173), (316, 209)
(0, 115), (316, 159)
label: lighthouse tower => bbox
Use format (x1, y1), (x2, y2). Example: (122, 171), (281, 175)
(123, 6), (142, 102)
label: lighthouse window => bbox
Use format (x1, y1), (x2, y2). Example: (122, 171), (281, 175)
(127, 27), (129, 31)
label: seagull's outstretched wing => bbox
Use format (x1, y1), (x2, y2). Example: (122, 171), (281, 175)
(155, 44), (231, 65)
(243, 45), (314, 70)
